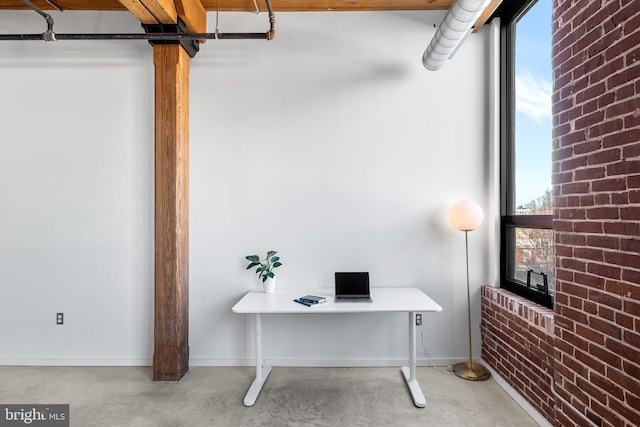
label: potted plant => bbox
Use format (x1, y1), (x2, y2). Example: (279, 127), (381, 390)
(245, 250), (282, 293)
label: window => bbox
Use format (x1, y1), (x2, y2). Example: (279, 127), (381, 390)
(500, 0), (554, 308)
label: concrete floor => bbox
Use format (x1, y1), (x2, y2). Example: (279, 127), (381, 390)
(0, 366), (539, 426)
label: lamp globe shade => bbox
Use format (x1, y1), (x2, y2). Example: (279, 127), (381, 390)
(449, 200), (484, 231)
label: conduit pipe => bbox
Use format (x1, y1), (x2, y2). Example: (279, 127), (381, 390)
(2, 0), (275, 42)
(20, 0), (56, 41)
(422, 0), (491, 71)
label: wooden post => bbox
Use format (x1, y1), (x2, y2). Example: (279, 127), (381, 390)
(152, 44), (190, 382)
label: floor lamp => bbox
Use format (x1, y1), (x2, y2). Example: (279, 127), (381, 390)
(449, 200), (490, 381)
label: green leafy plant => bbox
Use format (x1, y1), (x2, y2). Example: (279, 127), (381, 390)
(245, 250), (282, 283)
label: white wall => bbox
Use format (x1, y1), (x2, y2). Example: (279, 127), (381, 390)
(0, 10), (496, 366)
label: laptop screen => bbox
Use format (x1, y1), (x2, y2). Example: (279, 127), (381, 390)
(335, 272), (370, 296)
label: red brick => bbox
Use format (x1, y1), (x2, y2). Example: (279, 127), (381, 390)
(562, 182), (591, 195)
(554, 171), (574, 184)
(603, 251), (640, 268)
(575, 347), (607, 372)
(589, 316), (623, 340)
(587, 262), (622, 280)
(567, 195), (581, 207)
(605, 281), (637, 300)
(607, 160), (640, 176)
(576, 81), (606, 104)
(574, 140), (603, 155)
(588, 148), (622, 165)
(576, 110), (605, 131)
(603, 221), (639, 236)
(621, 268), (640, 285)
(574, 272), (605, 289)
(575, 166), (605, 181)
(625, 330), (640, 348)
(559, 233), (587, 246)
(579, 194), (595, 206)
(589, 57), (624, 86)
(620, 207), (640, 220)
(592, 177), (627, 192)
(615, 312), (634, 330)
(603, 128), (640, 149)
(585, 371), (618, 402)
(587, 235), (620, 249)
(622, 10), (640, 35)
(605, 28), (639, 63)
(586, 207), (620, 220)
(589, 399), (624, 427)
(623, 110), (640, 129)
(615, 82), (636, 102)
(605, 339), (638, 364)
(554, 122), (572, 138)
(573, 221), (602, 233)
(629, 174), (640, 189)
(607, 395), (640, 427)
(582, 99), (598, 115)
(606, 59), (640, 90)
(611, 192), (629, 204)
(622, 359), (640, 380)
(622, 143), (640, 159)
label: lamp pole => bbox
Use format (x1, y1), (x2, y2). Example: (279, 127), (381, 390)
(449, 199), (490, 381)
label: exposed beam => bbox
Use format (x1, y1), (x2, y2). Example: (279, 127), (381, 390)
(0, 0), (454, 11)
(201, 0), (453, 11)
(473, 0), (502, 32)
(118, 0), (157, 23)
(141, 0), (177, 23)
(175, 0), (206, 34)
(153, 43), (190, 382)
(117, 0), (177, 23)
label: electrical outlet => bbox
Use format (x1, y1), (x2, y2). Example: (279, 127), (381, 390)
(56, 313), (64, 325)
(415, 314), (422, 326)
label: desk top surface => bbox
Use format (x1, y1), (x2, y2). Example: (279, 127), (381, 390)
(232, 287), (442, 314)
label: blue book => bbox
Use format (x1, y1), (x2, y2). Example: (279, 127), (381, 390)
(294, 298), (314, 307)
(299, 295), (327, 304)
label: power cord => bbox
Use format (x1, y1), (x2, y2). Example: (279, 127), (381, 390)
(419, 323), (452, 375)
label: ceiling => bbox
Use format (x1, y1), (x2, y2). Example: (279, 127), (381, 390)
(0, 0), (455, 12)
(0, 0), (502, 33)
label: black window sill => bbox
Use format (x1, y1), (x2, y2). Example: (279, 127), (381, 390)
(501, 280), (553, 309)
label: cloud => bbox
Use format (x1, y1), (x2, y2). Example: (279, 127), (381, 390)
(516, 70), (552, 122)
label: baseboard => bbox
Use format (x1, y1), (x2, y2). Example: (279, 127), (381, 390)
(0, 358), (151, 367)
(482, 360), (553, 427)
(1, 357), (459, 368)
(189, 357), (460, 367)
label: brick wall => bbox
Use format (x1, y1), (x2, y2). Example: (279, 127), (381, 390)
(551, 0), (639, 426)
(483, 1), (639, 426)
(481, 286), (556, 422)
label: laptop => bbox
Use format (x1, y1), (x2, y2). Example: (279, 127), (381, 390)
(334, 272), (373, 303)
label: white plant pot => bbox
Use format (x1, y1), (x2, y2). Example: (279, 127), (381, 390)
(263, 276), (276, 293)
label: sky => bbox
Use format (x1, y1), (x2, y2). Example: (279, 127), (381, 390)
(514, 0), (553, 208)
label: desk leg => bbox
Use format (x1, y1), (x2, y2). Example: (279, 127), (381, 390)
(401, 311), (426, 408)
(243, 313), (272, 407)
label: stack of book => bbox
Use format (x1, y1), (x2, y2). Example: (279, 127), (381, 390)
(293, 295), (328, 307)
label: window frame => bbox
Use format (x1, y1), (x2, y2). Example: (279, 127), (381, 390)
(498, 0), (554, 309)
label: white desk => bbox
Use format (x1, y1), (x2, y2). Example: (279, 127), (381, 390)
(232, 287), (442, 407)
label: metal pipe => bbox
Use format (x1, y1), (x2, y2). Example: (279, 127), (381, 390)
(21, 0), (56, 41)
(43, 0), (62, 12)
(0, 32), (271, 41)
(3, 0), (275, 43)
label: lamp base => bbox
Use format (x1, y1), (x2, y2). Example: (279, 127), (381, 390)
(452, 362), (490, 381)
